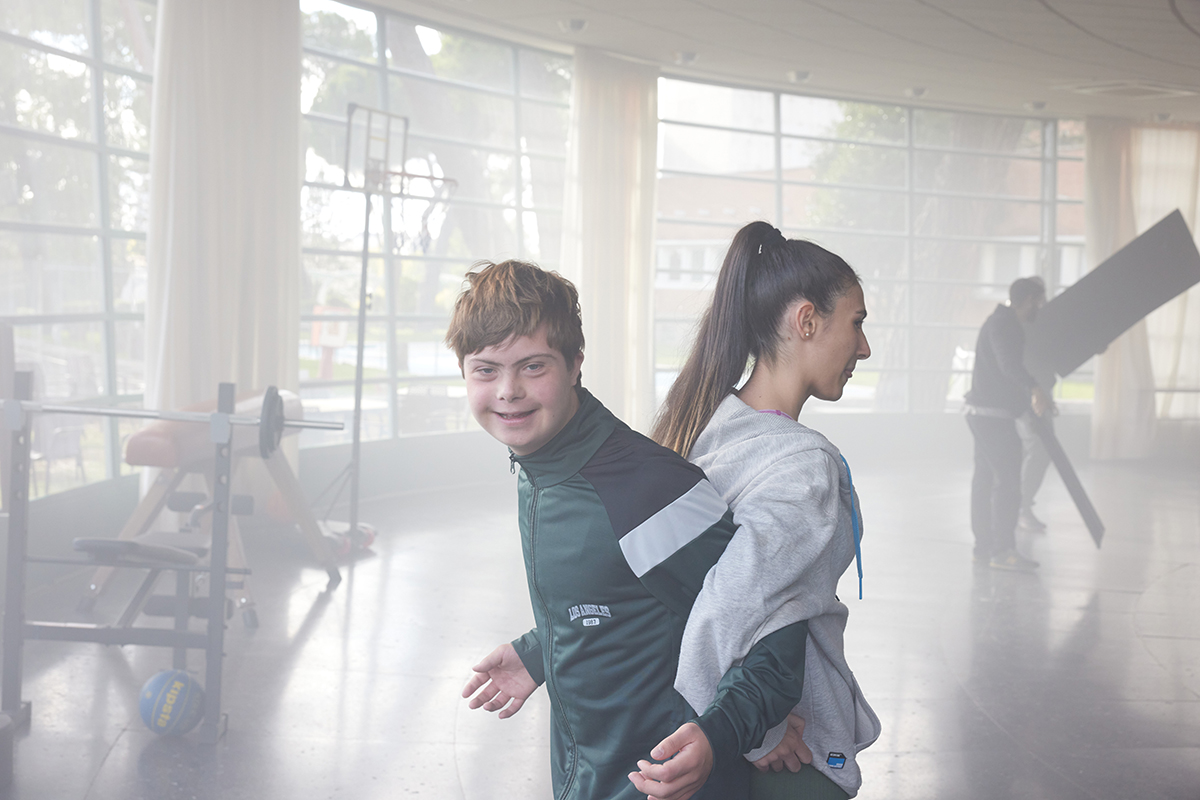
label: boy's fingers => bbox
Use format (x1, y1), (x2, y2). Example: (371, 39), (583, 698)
(636, 758), (678, 783)
(472, 644), (510, 673)
(461, 671), (488, 698)
(471, 652), (501, 673)
(628, 769), (670, 799)
(466, 682), (500, 709)
(649, 729), (685, 761)
(628, 770), (656, 797)
(497, 696), (525, 719)
(481, 690), (510, 712)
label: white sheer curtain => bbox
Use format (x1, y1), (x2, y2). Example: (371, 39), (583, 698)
(145, 0), (301, 413)
(560, 49), (658, 430)
(1086, 118), (1157, 459)
(1133, 127), (1200, 422)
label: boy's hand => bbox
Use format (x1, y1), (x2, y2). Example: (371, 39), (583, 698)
(627, 721), (713, 800)
(461, 643), (538, 719)
(751, 714), (812, 773)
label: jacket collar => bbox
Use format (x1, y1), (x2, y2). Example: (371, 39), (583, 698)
(510, 387), (617, 487)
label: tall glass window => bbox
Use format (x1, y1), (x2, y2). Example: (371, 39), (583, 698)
(655, 77), (1087, 413)
(1, 0), (157, 495)
(299, 0), (571, 444)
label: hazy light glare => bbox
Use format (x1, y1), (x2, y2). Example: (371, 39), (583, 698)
(415, 25), (442, 57)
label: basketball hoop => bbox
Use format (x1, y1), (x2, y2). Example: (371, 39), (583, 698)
(324, 103), (459, 541)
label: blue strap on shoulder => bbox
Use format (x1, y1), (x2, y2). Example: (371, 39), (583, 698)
(840, 454), (863, 600)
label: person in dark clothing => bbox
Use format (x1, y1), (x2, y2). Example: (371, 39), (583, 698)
(965, 277), (1051, 571)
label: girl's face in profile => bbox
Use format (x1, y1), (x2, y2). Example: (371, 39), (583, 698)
(807, 283), (871, 403)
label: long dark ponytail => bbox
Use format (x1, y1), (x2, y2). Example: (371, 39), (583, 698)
(651, 221), (860, 457)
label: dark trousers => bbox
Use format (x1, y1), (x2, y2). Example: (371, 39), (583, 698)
(967, 414), (1021, 557)
(750, 765), (849, 800)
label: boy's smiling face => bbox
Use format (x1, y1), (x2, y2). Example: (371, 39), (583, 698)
(463, 325), (584, 456)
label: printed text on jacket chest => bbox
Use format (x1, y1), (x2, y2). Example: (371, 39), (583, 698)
(567, 603), (612, 627)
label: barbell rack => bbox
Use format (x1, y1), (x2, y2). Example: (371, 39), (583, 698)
(2, 375), (343, 743)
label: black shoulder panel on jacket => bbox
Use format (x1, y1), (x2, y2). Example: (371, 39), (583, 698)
(580, 426), (706, 539)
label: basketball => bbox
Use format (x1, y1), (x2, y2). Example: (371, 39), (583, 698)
(139, 670), (204, 735)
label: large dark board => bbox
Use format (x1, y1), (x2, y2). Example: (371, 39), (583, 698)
(1026, 209), (1200, 379)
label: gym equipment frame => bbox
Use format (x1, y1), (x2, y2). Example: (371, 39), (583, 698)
(2, 377), (342, 743)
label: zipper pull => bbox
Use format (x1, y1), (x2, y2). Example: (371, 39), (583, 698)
(509, 452), (517, 474)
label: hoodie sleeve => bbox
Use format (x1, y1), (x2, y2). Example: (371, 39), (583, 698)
(676, 446), (852, 760)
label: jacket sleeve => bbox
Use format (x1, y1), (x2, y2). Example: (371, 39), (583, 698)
(692, 620), (808, 768)
(510, 628), (546, 686)
(675, 448), (854, 763)
(630, 482), (740, 621)
(596, 448), (827, 765)
(630, 496), (809, 765)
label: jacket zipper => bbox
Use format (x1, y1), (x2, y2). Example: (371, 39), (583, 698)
(527, 485), (579, 797)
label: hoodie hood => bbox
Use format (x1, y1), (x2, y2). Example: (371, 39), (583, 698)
(689, 394), (845, 494)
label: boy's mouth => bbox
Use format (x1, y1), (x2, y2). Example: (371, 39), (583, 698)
(497, 410), (534, 421)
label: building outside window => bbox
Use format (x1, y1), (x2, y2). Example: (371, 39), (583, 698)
(654, 78), (1088, 414)
(1, 0), (157, 495)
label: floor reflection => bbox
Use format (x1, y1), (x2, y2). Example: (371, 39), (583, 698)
(3, 460), (1198, 800)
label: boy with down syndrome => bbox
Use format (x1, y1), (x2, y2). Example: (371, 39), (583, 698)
(452, 260), (812, 800)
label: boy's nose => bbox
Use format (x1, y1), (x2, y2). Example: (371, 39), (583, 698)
(497, 373), (522, 401)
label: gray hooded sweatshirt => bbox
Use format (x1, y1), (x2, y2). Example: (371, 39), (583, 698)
(675, 395), (881, 796)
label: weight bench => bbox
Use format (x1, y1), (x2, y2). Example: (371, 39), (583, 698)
(78, 388), (341, 620)
(72, 492), (255, 669)
(2, 379), (343, 743)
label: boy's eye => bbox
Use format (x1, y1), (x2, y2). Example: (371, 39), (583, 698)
(524, 362), (544, 372)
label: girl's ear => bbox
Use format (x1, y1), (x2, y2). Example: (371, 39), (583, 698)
(791, 299), (817, 340)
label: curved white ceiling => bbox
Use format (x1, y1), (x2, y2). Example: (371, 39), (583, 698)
(384, 0), (1200, 120)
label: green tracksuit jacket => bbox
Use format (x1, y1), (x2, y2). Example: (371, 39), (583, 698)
(508, 388), (809, 800)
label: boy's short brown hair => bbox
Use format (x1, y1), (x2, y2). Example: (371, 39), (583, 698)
(446, 259), (585, 371)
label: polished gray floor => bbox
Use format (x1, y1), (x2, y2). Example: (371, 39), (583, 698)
(3, 452), (1198, 799)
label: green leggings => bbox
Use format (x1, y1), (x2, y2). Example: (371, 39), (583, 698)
(750, 765), (850, 800)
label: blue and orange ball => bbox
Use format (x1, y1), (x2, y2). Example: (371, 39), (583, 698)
(139, 670), (204, 735)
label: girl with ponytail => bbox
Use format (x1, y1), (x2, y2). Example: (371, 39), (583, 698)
(647, 221), (881, 800)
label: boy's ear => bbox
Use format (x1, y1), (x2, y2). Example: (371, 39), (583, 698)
(571, 351), (584, 380)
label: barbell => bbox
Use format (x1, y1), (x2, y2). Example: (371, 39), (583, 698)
(3, 388), (343, 459)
